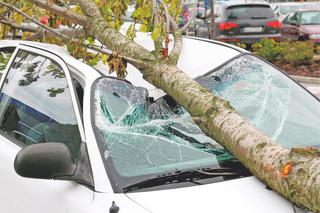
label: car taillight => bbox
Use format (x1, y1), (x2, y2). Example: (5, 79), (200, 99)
(219, 22), (238, 30)
(267, 21), (281, 29)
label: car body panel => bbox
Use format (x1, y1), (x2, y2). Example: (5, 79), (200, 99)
(0, 43), (94, 213)
(0, 40), (113, 192)
(92, 193), (151, 213)
(126, 176), (296, 213)
(0, 135), (95, 213)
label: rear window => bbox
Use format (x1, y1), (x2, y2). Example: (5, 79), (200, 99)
(226, 5), (275, 19)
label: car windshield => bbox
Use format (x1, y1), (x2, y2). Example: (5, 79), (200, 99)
(300, 11), (320, 25)
(226, 5), (274, 19)
(92, 55), (320, 192)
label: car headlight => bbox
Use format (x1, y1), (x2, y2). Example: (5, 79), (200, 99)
(309, 34), (320, 39)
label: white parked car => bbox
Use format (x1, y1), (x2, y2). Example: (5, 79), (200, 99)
(0, 37), (318, 213)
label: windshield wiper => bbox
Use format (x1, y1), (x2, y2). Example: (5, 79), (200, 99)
(123, 167), (249, 193)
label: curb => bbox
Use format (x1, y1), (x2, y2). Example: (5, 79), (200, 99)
(290, 75), (320, 85)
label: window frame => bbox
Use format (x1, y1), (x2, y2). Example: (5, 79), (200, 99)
(0, 46), (16, 79)
(0, 44), (85, 147)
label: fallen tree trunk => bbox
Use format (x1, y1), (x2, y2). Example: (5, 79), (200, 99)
(147, 63), (320, 212)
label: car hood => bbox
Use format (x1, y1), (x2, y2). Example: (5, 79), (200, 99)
(126, 176), (301, 213)
(301, 25), (320, 34)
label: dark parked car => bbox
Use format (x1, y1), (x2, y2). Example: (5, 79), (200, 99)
(281, 9), (320, 43)
(194, 2), (282, 46)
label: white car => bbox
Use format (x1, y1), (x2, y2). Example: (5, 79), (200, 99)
(0, 37), (318, 213)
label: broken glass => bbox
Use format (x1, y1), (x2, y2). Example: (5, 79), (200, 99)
(93, 78), (233, 178)
(203, 55), (320, 148)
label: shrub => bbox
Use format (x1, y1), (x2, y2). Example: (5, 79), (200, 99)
(315, 45), (320, 55)
(235, 43), (247, 49)
(253, 39), (314, 65)
(252, 38), (281, 62)
(282, 41), (314, 65)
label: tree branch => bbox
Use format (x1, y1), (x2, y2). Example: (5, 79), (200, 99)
(0, 19), (38, 32)
(0, 1), (146, 70)
(157, 0), (171, 34)
(152, 0), (164, 57)
(168, 30), (182, 65)
(0, 1), (72, 41)
(26, 27), (87, 41)
(27, 0), (88, 26)
(0, 16), (86, 41)
(168, 2), (197, 65)
(87, 44), (147, 69)
(76, 0), (155, 63)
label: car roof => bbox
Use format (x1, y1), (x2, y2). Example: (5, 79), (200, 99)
(294, 9), (320, 13)
(218, 1), (271, 8)
(0, 40), (68, 55)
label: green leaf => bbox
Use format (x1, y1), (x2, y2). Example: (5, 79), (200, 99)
(140, 24), (148, 32)
(151, 27), (161, 41)
(87, 37), (95, 45)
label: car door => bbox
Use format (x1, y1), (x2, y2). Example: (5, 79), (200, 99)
(282, 13), (300, 41)
(281, 13), (293, 40)
(0, 44), (94, 213)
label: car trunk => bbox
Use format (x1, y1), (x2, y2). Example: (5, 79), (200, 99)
(220, 5), (280, 36)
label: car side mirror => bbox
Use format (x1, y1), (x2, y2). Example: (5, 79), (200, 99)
(14, 142), (76, 179)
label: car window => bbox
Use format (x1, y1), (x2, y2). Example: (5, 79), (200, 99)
(280, 5), (301, 15)
(0, 47), (15, 78)
(289, 13), (300, 25)
(226, 5), (274, 19)
(0, 50), (82, 160)
(282, 12), (293, 24)
(300, 11), (320, 25)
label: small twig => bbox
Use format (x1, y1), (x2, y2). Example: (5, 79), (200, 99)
(157, 0), (170, 34)
(0, 9), (11, 18)
(0, 18), (38, 32)
(28, 0), (87, 26)
(86, 44), (146, 69)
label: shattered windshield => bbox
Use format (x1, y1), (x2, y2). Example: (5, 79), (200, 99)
(199, 55), (320, 148)
(92, 78), (235, 182)
(92, 55), (319, 192)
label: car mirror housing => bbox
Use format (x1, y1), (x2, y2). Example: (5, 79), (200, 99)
(14, 142), (76, 179)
